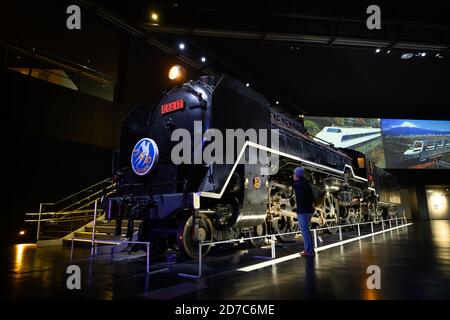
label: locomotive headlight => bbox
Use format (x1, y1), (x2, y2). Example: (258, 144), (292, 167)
(168, 65), (183, 80)
(253, 177), (261, 189)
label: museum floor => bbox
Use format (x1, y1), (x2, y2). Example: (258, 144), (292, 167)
(2, 220), (450, 300)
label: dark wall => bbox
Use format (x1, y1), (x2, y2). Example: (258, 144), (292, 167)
(1, 68), (118, 243)
(387, 169), (450, 220)
(0, 0), (120, 80)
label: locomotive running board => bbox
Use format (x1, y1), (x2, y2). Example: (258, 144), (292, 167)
(199, 141), (368, 200)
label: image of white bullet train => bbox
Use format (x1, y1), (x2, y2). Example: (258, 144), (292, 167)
(403, 139), (450, 156)
(314, 126), (381, 148)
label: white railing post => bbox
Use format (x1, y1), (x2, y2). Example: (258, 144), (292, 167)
(382, 219), (385, 231)
(313, 229), (318, 248)
(271, 235), (275, 258)
(146, 243), (150, 273)
(70, 237), (74, 261)
(90, 200), (98, 256)
(198, 242), (202, 277)
(371, 222), (374, 234)
(339, 226), (342, 241)
(36, 203), (43, 241)
(357, 224), (361, 236)
(389, 219), (392, 229)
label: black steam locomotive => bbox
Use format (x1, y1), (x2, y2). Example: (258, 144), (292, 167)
(105, 75), (401, 258)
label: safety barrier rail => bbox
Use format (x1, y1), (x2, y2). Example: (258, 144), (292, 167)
(179, 214), (409, 279)
(68, 198), (151, 273)
(69, 238), (151, 273)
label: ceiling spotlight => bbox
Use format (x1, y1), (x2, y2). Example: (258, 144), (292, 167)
(275, 101), (279, 105)
(401, 52), (414, 60)
(168, 65), (182, 80)
(201, 56), (206, 63)
(150, 12), (159, 21)
(387, 50), (391, 54)
(375, 48), (381, 53)
(245, 83), (250, 87)
(178, 42), (185, 50)
(420, 52), (426, 57)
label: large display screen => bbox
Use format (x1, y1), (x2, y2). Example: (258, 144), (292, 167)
(304, 117), (450, 169)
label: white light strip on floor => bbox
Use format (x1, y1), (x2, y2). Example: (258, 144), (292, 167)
(237, 223), (413, 272)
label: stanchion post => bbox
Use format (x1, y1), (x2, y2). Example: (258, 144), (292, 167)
(357, 224), (361, 236)
(389, 219), (392, 229)
(339, 226), (342, 241)
(90, 200), (98, 256)
(396, 218), (398, 227)
(271, 235), (275, 258)
(371, 222), (374, 234)
(70, 237), (74, 261)
(313, 229), (318, 248)
(382, 219), (385, 231)
(36, 203), (43, 241)
(146, 243), (150, 273)
(198, 242), (202, 278)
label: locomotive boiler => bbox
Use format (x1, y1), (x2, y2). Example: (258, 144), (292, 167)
(105, 74), (401, 258)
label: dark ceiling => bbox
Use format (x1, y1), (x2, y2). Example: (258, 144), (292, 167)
(89, 0), (450, 119)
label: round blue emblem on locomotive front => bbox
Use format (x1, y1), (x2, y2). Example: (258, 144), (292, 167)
(131, 138), (159, 176)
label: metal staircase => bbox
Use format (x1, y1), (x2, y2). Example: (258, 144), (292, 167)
(63, 218), (141, 248)
(25, 178), (140, 251)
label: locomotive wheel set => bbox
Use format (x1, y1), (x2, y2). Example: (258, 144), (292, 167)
(105, 75), (401, 259)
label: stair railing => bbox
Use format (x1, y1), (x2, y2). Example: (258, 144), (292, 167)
(25, 178), (116, 240)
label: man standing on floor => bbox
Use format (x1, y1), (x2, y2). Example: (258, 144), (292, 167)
(293, 166), (316, 257)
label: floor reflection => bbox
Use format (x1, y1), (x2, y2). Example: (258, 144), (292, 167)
(4, 221), (450, 300)
(304, 257), (316, 298)
(430, 220), (450, 267)
(13, 244), (36, 273)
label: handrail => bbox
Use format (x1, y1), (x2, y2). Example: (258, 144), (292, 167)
(32, 178), (116, 240)
(25, 208), (104, 216)
(56, 183), (115, 213)
(34, 189), (115, 222)
(41, 178), (113, 208)
(1, 37), (114, 83)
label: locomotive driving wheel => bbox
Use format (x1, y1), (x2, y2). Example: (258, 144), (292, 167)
(249, 222), (267, 248)
(273, 215), (298, 242)
(177, 213), (213, 259)
(321, 193), (339, 233)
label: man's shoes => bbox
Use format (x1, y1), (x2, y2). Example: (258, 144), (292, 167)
(300, 250), (316, 257)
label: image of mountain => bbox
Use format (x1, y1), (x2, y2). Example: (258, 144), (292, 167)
(383, 126), (450, 137)
(381, 119), (450, 137)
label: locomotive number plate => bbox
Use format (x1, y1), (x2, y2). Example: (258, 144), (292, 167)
(161, 99), (184, 114)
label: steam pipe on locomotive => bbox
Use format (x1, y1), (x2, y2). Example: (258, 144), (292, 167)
(104, 75), (401, 259)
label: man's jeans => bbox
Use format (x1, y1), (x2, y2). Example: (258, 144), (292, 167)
(298, 213), (314, 254)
